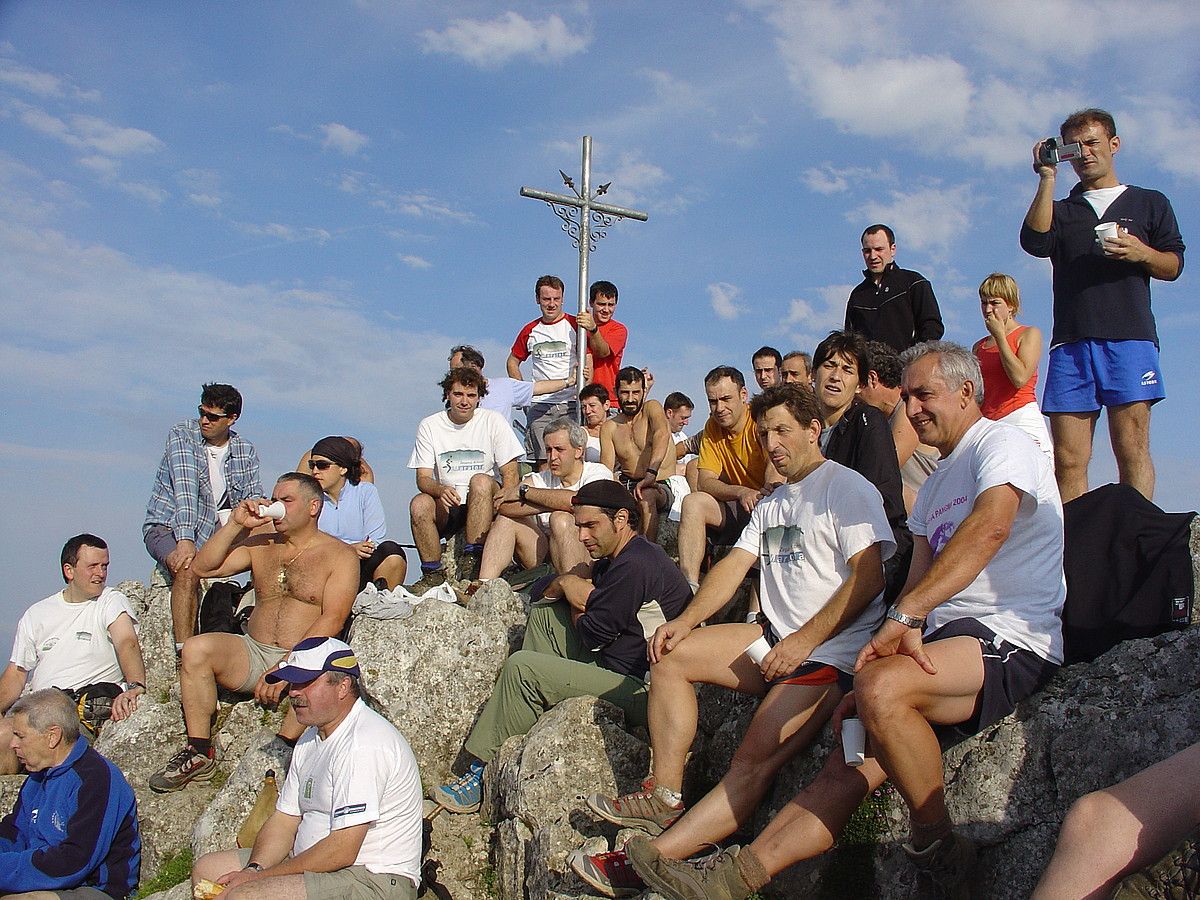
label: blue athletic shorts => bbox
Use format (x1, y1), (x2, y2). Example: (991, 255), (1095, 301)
(1042, 339), (1165, 413)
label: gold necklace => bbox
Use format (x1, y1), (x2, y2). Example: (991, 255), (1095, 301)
(277, 537), (316, 592)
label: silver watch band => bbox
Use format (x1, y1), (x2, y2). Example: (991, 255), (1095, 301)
(886, 606), (926, 630)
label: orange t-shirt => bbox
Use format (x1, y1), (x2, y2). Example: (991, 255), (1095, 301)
(697, 409), (767, 489)
(975, 325), (1037, 420)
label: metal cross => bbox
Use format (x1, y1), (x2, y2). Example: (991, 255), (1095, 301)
(520, 135), (648, 404)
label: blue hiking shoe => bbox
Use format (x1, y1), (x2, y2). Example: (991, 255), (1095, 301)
(431, 760), (484, 814)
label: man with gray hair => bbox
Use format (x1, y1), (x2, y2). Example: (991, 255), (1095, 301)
(1, 688), (140, 898)
(478, 417), (614, 582)
(191, 637), (423, 898)
(624, 341), (1067, 900)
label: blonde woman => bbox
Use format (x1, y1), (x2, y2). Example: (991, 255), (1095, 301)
(973, 273), (1054, 463)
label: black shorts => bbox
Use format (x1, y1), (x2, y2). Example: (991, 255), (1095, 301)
(617, 472), (672, 511)
(927, 618), (1060, 739)
(762, 622), (854, 690)
(709, 499), (752, 546)
(439, 504), (468, 539)
(357, 540), (408, 590)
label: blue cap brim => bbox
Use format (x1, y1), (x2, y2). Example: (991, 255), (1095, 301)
(264, 665), (323, 685)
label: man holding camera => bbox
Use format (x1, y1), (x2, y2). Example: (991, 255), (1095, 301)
(1021, 108), (1185, 504)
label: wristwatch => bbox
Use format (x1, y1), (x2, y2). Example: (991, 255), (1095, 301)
(244, 862), (263, 872)
(886, 606), (926, 630)
(519, 484), (529, 502)
(124, 681), (146, 693)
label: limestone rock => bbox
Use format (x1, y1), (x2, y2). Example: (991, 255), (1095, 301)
(484, 696), (651, 900)
(137, 882), (192, 900)
(192, 729), (292, 858)
(349, 577), (526, 786)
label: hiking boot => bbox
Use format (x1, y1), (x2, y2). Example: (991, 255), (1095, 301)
(587, 778), (685, 836)
(149, 745), (216, 793)
(903, 831), (977, 900)
(430, 760), (484, 814)
(625, 836), (751, 900)
(1113, 832), (1200, 899)
(568, 847), (645, 898)
(408, 569), (447, 595)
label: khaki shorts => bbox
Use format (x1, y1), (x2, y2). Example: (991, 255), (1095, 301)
(235, 848), (418, 899)
(235, 634), (289, 694)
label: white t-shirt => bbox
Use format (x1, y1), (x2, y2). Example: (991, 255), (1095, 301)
(515, 317), (577, 404)
(586, 434), (601, 463)
(1082, 184), (1127, 219)
(481, 376), (535, 456)
(525, 461), (614, 528)
(11, 587), (138, 691)
(407, 408), (526, 495)
(206, 441), (233, 526)
(911, 417), (1065, 664)
(277, 699), (423, 885)
(673, 429), (697, 465)
(734, 461), (895, 672)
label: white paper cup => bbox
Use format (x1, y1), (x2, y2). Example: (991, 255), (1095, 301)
(1094, 222), (1119, 251)
(842, 717), (866, 767)
(257, 500), (286, 519)
(744, 635), (772, 665)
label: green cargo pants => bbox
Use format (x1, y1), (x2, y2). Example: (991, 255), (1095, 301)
(464, 599), (649, 762)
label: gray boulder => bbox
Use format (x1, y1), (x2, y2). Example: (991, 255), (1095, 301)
(350, 577), (526, 785)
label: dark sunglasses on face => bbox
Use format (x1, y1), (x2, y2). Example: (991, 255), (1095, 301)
(198, 407), (231, 421)
(308, 459), (334, 471)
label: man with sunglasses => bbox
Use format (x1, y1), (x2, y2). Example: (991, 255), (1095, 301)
(144, 383), (263, 650)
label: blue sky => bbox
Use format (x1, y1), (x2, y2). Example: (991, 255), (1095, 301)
(3, 1), (1199, 650)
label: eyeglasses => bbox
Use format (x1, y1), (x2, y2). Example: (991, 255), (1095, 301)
(198, 407), (231, 422)
(307, 460), (334, 471)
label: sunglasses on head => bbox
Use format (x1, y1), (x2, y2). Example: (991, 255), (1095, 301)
(198, 407), (231, 421)
(307, 459), (334, 471)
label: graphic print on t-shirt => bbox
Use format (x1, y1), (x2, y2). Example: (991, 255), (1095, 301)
(439, 449), (486, 481)
(926, 493), (970, 553)
(532, 340), (570, 364)
(762, 525), (806, 564)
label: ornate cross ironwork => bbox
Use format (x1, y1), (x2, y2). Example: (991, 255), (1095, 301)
(520, 136), (648, 404)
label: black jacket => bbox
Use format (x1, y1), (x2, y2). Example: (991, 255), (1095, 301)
(845, 263), (944, 352)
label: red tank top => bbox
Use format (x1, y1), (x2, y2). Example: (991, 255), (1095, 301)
(975, 325), (1037, 420)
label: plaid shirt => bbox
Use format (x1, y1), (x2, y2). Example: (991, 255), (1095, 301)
(143, 419), (263, 545)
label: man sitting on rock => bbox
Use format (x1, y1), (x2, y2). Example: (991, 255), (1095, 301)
(478, 417), (614, 582)
(430, 481), (692, 815)
(677, 366), (783, 593)
(0, 533), (148, 775)
(622, 341), (1066, 900)
(149, 473), (358, 793)
(599, 366), (675, 541)
(191, 637), (423, 899)
(572, 384), (894, 898)
(144, 382), (264, 650)
(407, 366), (526, 591)
(0, 688), (141, 898)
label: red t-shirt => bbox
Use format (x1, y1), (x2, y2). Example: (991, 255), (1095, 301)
(590, 318), (628, 406)
(974, 325), (1037, 420)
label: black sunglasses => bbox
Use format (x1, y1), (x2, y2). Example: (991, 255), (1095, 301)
(198, 407), (231, 422)
(307, 459), (334, 471)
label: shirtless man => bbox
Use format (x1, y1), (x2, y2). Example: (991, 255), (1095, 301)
(600, 367), (674, 541)
(149, 472), (358, 793)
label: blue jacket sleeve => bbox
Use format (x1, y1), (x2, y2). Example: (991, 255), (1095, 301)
(0, 762), (125, 893)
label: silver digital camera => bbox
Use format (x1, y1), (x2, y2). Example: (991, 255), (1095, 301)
(1039, 138), (1083, 166)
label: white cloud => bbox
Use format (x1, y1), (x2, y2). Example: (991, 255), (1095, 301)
(1119, 100), (1200, 181)
(707, 282), (745, 320)
(319, 122), (369, 156)
(188, 193), (222, 209)
(78, 154), (120, 180)
(420, 12), (589, 67)
(849, 183), (974, 259)
(11, 101), (163, 156)
(117, 181), (168, 206)
(235, 221), (332, 244)
(784, 284), (854, 349)
(399, 254), (432, 269)
(337, 172), (478, 224)
(0, 57), (100, 101)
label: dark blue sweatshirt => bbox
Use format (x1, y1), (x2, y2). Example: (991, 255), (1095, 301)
(0, 738), (140, 898)
(1020, 184), (1185, 347)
